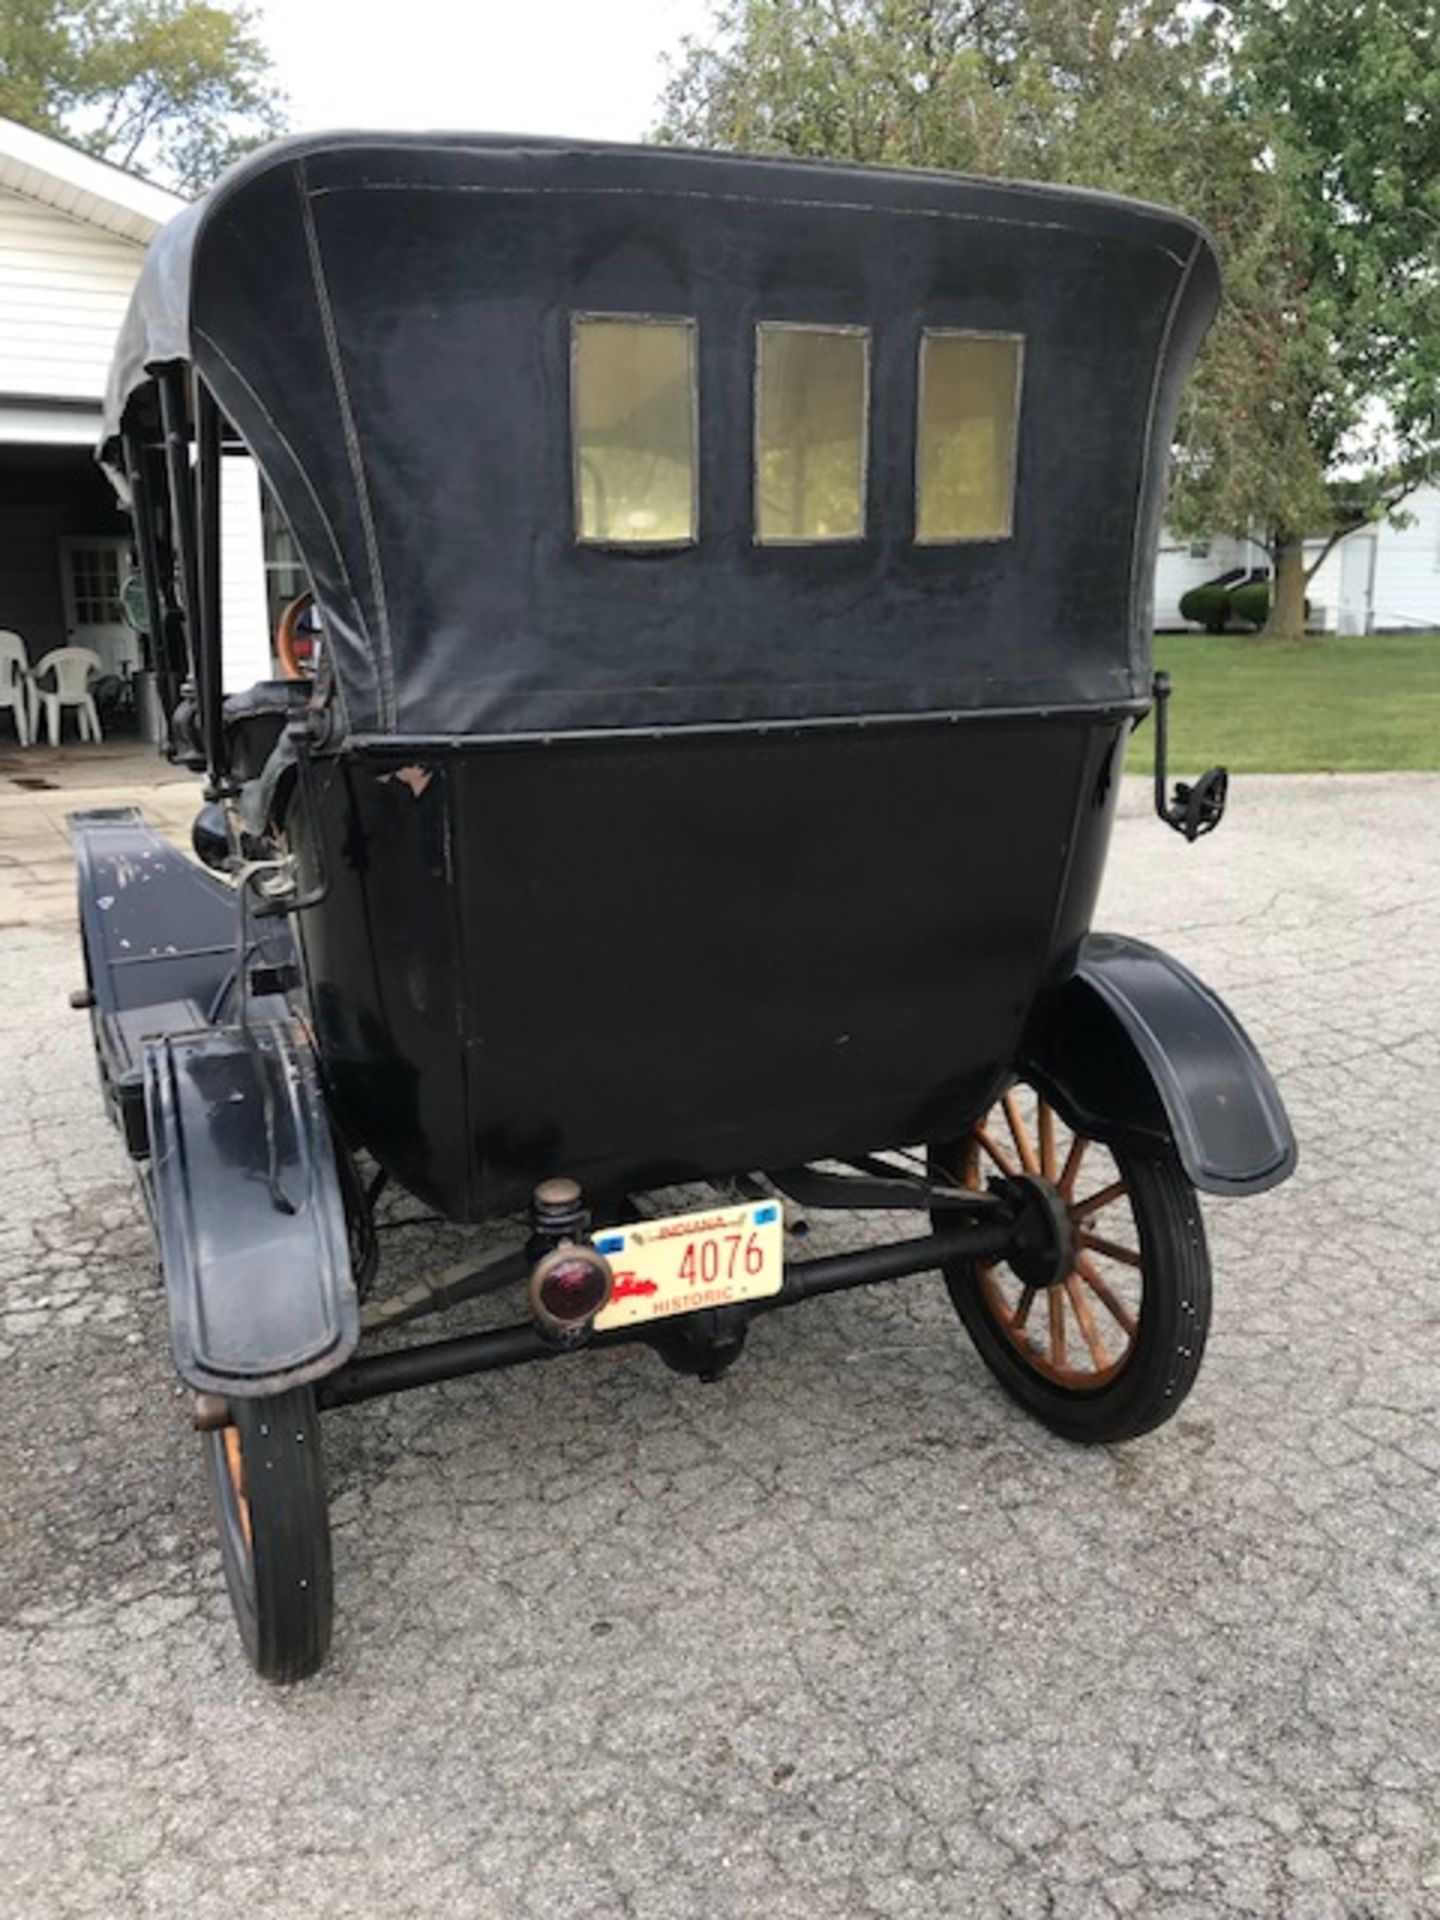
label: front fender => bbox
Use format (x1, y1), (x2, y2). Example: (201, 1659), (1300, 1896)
(1022, 933), (1297, 1197)
(144, 1019), (359, 1396)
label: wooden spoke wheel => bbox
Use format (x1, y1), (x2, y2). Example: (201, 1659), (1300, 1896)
(204, 1387), (333, 1682)
(930, 1082), (1211, 1443)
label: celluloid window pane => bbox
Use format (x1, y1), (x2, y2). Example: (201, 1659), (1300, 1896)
(756, 327), (868, 543)
(916, 334), (1021, 542)
(573, 317), (696, 545)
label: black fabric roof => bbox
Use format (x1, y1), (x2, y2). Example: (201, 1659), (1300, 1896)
(101, 134), (1219, 737)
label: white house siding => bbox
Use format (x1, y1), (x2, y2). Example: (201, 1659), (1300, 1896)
(0, 179), (274, 689)
(0, 187), (141, 657)
(0, 186), (144, 403)
(220, 455), (274, 689)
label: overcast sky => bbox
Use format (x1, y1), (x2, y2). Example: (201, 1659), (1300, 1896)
(254, 0), (715, 146)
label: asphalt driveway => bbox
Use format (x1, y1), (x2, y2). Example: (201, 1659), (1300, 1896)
(1, 772), (1437, 1918)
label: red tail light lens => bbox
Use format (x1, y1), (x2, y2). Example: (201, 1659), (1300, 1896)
(530, 1245), (612, 1333)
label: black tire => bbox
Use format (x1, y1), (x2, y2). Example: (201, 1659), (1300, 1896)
(932, 1089), (1211, 1444)
(204, 1387), (333, 1681)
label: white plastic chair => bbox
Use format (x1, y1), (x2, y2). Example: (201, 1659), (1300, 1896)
(30, 646), (103, 746)
(0, 631), (32, 747)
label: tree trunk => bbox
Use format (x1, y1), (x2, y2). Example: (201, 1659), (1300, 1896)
(1264, 536), (1308, 642)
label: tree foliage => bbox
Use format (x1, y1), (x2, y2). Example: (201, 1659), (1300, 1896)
(658, 1), (1440, 639)
(0, 0), (285, 193)
(1222, 0), (1440, 629)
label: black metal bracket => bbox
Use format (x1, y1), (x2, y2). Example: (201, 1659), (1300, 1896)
(249, 960), (300, 998)
(769, 1160), (1008, 1216)
(359, 1245), (529, 1332)
(1151, 671), (1228, 841)
(252, 723), (331, 916)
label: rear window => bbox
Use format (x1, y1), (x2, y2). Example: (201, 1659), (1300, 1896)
(572, 315), (698, 546)
(755, 324), (869, 544)
(915, 332), (1022, 543)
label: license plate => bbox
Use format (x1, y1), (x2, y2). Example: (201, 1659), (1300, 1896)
(592, 1199), (785, 1332)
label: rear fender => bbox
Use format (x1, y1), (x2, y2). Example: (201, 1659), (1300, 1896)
(144, 1019), (359, 1396)
(1021, 933), (1297, 1196)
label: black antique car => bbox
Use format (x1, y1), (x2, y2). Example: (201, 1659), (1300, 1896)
(74, 134), (1294, 1681)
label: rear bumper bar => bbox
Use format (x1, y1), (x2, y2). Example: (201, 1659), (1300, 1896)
(317, 1218), (1010, 1412)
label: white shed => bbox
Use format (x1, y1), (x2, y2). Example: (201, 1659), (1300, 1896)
(1301, 487), (1440, 634)
(0, 115), (272, 715)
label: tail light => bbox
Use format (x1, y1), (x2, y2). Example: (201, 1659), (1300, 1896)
(529, 1243), (612, 1335)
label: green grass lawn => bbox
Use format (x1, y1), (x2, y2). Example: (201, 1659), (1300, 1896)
(1125, 632), (1440, 774)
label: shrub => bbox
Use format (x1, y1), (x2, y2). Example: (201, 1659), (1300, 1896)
(1231, 581), (1270, 628)
(1179, 583), (1233, 632)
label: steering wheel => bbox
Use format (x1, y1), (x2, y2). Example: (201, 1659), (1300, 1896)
(276, 590), (323, 680)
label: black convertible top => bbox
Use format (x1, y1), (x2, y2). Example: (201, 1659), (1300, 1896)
(102, 134), (1218, 738)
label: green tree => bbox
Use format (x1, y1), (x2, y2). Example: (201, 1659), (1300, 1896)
(660, 1), (1025, 170)
(659, 1), (1440, 641)
(1220, 0), (1440, 636)
(0, 0), (285, 193)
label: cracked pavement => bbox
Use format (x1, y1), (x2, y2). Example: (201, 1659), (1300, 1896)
(1, 771), (1437, 1918)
